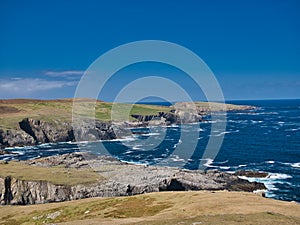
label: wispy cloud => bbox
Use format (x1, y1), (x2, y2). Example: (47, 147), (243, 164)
(44, 70), (85, 77)
(0, 78), (77, 95)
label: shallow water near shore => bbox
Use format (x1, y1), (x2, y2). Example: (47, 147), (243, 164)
(2, 99), (300, 203)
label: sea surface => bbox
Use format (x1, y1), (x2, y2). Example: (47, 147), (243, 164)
(2, 99), (300, 202)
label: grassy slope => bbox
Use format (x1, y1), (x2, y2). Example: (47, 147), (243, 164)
(0, 161), (100, 185)
(0, 99), (170, 130)
(0, 98), (252, 130)
(0, 191), (299, 225)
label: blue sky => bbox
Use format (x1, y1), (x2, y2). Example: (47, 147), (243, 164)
(0, 0), (299, 101)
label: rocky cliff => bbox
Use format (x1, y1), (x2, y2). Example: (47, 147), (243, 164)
(0, 152), (266, 205)
(0, 118), (117, 149)
(0, 111), (199, 148)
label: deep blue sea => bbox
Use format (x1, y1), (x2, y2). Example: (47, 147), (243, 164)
(2, 99), (300, 202)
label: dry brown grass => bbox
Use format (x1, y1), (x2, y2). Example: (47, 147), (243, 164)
(0, 191), (299, 225)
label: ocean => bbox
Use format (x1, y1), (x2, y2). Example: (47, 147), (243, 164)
(2, 99), (300, 202)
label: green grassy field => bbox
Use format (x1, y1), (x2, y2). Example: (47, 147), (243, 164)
(0, 99), (171, 130)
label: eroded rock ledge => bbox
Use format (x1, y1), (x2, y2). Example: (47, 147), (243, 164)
(0, 152), (266, 205)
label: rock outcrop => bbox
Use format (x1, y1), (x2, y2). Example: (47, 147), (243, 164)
(19, 118), (74, 144)
(234, 170), (269, 178)
(0, 129), (35, 148)
(0, 118), (117, 148)
(131, 111), (201, 125)
(73, 119), (116, 142)
(0, 152), (266, 205)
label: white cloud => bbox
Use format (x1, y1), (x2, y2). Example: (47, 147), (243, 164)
(0, 78), (77, 94)
(44, 70), (85, 77)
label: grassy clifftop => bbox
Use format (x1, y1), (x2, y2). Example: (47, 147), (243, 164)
(0, 98), (254, 130)
(0, 99), (170, 130)
(0, 191), (299, 225)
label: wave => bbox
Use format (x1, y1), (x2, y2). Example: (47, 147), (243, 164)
(219, 166), (230, 170)
(285, 128), (300, 132)
(267, 173), (292, 179)
(132, 145), (142, 150)
(209, 130), (238, 137)
(238, 172), (292, 193)
(141, 132), (160, 136)
(203, 158), (218, 168)
(283, 162), (300, 168)
(173, 139), (182, 148)
(170, 155), (185, 162)
(250, 120), (263, 124)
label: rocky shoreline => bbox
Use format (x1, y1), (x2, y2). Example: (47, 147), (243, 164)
(0, 102), (256, 149)
(0, 152), (266, 205)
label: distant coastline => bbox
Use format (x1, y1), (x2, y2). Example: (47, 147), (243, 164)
(0, 98), (255, 149)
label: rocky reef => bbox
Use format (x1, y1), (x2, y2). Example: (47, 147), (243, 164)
(0, 152), (266, 205)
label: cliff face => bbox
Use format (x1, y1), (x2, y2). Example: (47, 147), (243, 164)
(0, 118), (117, 148)
(0, 111), (200, 148)
(0, 176), (73, 205)
(0, 153), (266, 205)
(19, 118), (74, 144)
(0, 129), (35, 148)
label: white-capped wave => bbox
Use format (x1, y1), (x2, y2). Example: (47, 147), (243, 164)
(285, 128), (300, 132)
(209, 131), (233, 137)
(124, 150), (133, 154)
(238, 172), (292, 193)
(203, 158), (218, 168)
(238, 164), (246, 167)
(251, 120), (263, 124)
(170, 155), (185, 162)
(11, 151), (25, 155)
(173, 139), (182, 148)
(132, 145), (142, 150)
(220, 166), (230, 170)
(141, 132), (160, 136)
(267, 173), (292, 179)
(283, 162), (300, 168)
(291, 162), (300, 168)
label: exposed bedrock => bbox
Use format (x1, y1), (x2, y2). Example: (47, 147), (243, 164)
(0, 118), (117, 148)
(19, 118), (74, 144)
(131, 111), (202, 125)
(0, 152), (266, 205)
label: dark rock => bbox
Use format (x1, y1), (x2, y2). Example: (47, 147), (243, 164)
(165, 178), (185, 191)
(226, 179), (266, 192)
(0, 118), (117, 148)
(4, 176), (13, 205)
(0, 149), (10, 155)
(234, 170), (268, 178)
(19, 118), (74, 144)
(0, 129), (35, 147)
(73, 120), (116, 142)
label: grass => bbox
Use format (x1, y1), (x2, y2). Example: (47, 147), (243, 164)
(0, 161), (100, 186)
(0, 195), (172, 225)
(0, 191), (299, 225)
(0, 98), (253, 130)
(0, 99), (171, 129)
